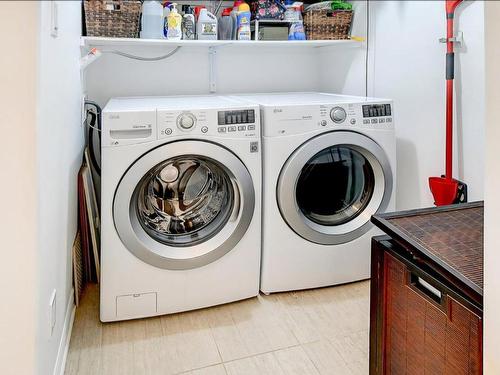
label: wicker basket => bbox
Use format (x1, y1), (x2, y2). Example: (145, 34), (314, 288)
(303, 10), (353, 40)
(83, 0), (142, 38)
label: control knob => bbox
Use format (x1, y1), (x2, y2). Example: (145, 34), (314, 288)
(177, 113), (196, 130)
(330, 107), (347, 123)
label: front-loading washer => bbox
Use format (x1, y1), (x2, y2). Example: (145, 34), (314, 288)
(100, 95), (261, 321)
(234, 92), (396, 294)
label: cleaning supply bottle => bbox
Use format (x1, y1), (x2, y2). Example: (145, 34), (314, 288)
(167, 3), (182, 40)
(230, 1), (243, 40)
(287, 2), (306, 40)
(141, 0), (165, 39)
(197, 8), (218, 40)
(162, 2), (171, 38)
(236, 2), (251, 40)
(182, 5), (196, 40)
(218, 8), (234, 40)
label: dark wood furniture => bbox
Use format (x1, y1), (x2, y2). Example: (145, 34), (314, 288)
(369, 202), (483, 375)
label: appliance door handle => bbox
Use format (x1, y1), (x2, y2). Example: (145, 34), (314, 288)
(230, 178), (241, 222)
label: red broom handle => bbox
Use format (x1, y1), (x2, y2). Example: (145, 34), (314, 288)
(445, 0), (462, 180)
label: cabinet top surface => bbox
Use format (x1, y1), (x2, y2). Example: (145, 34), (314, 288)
(372, 202), (483, 296)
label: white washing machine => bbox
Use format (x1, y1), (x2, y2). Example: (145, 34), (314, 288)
(235, 92), (396, 294)
(100, 95), (261, 321)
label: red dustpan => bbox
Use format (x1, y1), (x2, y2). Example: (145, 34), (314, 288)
(429, 0), (463, 206)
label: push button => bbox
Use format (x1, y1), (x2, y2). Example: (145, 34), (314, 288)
(238, 125), (246, 131)
(218, 127), (226, 133)
(247, 125), (255, 131)
(228, 126), (236, 132)
(201, 126), (208, 133)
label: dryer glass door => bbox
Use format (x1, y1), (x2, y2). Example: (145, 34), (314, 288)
(296, 146), (375, 227)
(114, 141), (255, 270)
(277, 131), (393, 245)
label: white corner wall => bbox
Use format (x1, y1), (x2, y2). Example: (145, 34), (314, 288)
(36, 2), (84, 375)
(484, 1), (500, 373)
(0, 2), (38, 374)
(369, 0), (484, 209)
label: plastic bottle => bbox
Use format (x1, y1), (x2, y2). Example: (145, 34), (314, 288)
(287, 2), (305, 40)
(182, 5), (196, 40)
(218, 8), (234, 40)
(162, 2), (171, 38)
(141, 0), (165, 39)
(197, 8), (218, 40)
(236, 3), (251, 40)
(167, 3), (182, 40)
(230, 1), (243, 40)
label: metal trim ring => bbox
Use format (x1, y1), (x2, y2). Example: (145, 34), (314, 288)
(113, 140), (255, 270)
(277, 131), (393, 245)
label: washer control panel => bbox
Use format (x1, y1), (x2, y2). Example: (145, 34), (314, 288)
(177, 112), (197, 130)
(158, 107), (259, 139)
(330, 107), (347, 123)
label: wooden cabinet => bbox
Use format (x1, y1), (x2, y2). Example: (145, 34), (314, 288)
(370, 238), (483, 375)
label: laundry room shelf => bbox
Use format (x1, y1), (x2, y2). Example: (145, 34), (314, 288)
(81, 36), (362, 50)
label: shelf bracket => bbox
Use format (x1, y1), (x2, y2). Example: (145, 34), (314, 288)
(209, 46), (217, 93)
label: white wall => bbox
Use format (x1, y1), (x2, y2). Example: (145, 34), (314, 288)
(0, 2), (38, 374)
(484, 2), (500, 373)
(369, 0), (484, 209)
(36, 2), (84, 374)
(318, 0), (368, 95)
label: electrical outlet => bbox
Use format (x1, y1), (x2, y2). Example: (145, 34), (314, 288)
(49, 289), (56, 335)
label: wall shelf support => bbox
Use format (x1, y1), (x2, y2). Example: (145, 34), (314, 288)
(209, 46), (217, 93)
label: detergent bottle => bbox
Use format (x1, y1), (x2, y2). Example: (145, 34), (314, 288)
(287, 2), (305, 40)
(197, 8), (218, 40)
(163, 2), (171, 38)
(230, 1), (243, 40)
(218, 8), (234, 40)
(182, 5), (196, 40)
(236, 2), (251, 40)
(167, 3), (182, 40)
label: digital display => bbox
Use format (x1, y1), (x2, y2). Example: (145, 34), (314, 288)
(218, 110), (255, 125)
(362, 104), (391, 118)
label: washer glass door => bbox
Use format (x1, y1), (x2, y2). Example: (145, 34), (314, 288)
(114, 141), (255, 270)
(135, 156), (233, 247)
(277, 131), (393, 245)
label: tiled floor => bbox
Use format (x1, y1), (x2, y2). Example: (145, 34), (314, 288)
(65, 281), (369, 375)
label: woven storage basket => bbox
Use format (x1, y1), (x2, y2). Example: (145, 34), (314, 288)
(84, 0), (141, 38)
(303, 9), (353, 40)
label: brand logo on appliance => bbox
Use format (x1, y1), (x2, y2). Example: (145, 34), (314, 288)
(273, 108), (283, 113)
(109, 114), (120, 119)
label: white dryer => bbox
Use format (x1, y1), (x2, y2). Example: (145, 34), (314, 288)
(235, 92), (396, 294)
(100, 95), (261, 321)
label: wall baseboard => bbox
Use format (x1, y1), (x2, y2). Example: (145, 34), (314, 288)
(53, 289), (76, 375)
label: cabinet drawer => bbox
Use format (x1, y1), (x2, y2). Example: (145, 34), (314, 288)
(384, 252), (482, 375)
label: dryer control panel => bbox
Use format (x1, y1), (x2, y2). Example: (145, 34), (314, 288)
(261, 100), (394, 137)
